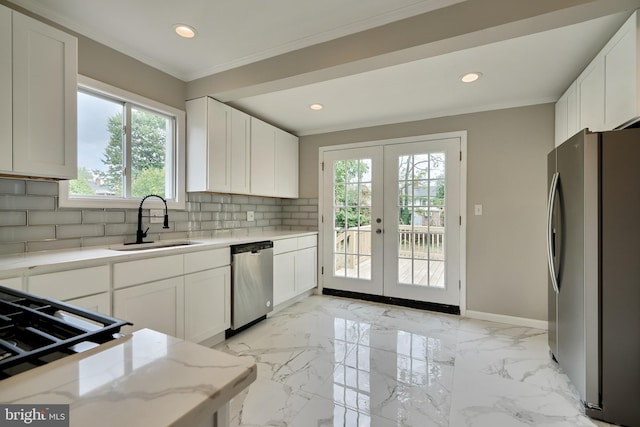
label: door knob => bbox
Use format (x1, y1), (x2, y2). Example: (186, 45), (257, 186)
(376, 228), (383, 234)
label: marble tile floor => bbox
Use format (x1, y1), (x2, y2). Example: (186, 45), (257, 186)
(215, 295), (614, 427)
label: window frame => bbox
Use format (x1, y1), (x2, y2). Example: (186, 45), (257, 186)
(59, 75), (186, 210)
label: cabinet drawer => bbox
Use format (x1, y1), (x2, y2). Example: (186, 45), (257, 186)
(184, 248), (229, 274)
(113, 254), (183, 288)
(297, 235), (317, 249)
(28, 266), (109, 300)
(273, 238), (298, 255)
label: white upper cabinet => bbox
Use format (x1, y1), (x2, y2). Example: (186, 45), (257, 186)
(186, 97), (232, 193)
(250, 117), (276, 196)
(555, 81), (580, 147)
(604, 12), (639, 129)
(0, 6), (11, 173)
(186, 97), (252, 195)
(10, 10), (77, 179)
(578, 57), (605, 132)
(250, 117), (299, 198)
(556, 11), (640, 144)
(230, 108), (251, 194)
(275, 128), (299, 198)
(187, 97), (299, 198)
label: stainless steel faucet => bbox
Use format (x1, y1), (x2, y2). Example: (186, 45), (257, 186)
(135, 194), (169, 244)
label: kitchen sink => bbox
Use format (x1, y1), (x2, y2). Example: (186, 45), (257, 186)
(110, 241), (203, 251)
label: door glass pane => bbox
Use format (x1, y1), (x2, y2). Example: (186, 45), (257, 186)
(332, 158), (373, 280)
(396, 152), (447, 287)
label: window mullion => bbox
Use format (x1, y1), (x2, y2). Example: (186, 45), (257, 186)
(124, 102), (132, 198)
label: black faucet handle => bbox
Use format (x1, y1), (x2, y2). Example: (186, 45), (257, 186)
(143, 227), (149, 237)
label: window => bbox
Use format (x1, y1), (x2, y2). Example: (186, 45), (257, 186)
(59, 75), (185, 209)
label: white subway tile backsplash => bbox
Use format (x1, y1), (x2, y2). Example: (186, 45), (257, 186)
(0, 212), (27, 226)
(56, 224), (104, 239)
(0, 196), (55, 211)
(105, 223), (138, 236)
(82, 210), (126, 224)
(0, 226), (55, 242)
(0, 179), (26, 195)
(82, 235), (127, 248)
(27, 238), (82, 252)
(0, 242), (26, 255)
(29, 211), (82, 225)
(0, 178), (317, 255)
(26, 181), (59, 196)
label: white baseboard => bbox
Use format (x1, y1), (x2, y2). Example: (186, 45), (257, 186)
(464, 310), (548, 330)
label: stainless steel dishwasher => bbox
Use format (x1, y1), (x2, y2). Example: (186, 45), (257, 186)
(228, 241), (274, 336)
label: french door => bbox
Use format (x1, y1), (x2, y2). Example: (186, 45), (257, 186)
(321, 137), (461, 306)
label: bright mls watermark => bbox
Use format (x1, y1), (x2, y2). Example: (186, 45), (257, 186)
(0, 405), (69, 426)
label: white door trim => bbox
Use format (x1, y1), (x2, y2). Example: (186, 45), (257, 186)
(317, 131), (467, 314)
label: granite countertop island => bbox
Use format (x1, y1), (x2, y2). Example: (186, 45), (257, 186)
(0, 328), (257, 427)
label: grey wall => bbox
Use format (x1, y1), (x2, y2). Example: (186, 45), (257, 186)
(300, 104), (554, 321)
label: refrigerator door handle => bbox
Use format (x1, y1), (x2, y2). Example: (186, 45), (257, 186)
(547, 172), (560, 294)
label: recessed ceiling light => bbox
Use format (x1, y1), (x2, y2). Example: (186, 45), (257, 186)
(461, 72), (482, 83)
(309, 103), (324, 110)
(174, 24), (197, 39)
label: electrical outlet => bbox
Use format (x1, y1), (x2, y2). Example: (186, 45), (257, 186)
(474, 204), (483, 216)
(149, 209), (164, 223)
(247, 211), (255, 221)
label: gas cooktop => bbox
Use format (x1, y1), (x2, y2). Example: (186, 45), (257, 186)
(0, 286), (130, 379)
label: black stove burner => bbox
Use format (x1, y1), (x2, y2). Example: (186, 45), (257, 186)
(0, 286), (131, 379)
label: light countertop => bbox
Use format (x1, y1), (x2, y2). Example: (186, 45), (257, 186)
(0, 328), (257, 427)
(0, 230), (317, 277)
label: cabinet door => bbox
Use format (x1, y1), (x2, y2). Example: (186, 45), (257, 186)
(66, 293), (111, 316)
(0, 277), (22, 291)
(273, 252), (295, 306)
(186, 97), (231, 192)
(28, 265), (109, 300)
(250, 117), (276, 196)
(295, 247), (317, 294)
(114, 277), (184, 338)
(12, 11), (77, 179)
(230, 109), (251, 194)
(566, 83), (579, 140)
(578, 58), (605, 132)
(184, 267), (230, 343)
(113, 254), (183, 289)
(207, 98), (232, 192)
(605, 23), (637, 129)
(275, 128), (299, 198)
(555, 92), (568, 147)
(0, 5), (10, 173)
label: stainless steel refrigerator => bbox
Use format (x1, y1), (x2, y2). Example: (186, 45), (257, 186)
(547, 128), (640, 426)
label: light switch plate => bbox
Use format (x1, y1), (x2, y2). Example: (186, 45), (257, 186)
(474, 204), (483, 216)
(150, 209), (164, 223)
(247, 211), (255, 221)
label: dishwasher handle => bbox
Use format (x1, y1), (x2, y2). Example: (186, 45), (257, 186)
(231, 241), (274, 255)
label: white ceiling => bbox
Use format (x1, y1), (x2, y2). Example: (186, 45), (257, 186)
(7, 0), (634, 135)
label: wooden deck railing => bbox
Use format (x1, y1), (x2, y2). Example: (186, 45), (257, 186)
(335, 224), (444, 269)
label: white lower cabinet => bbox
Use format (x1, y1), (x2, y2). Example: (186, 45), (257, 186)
(114, 277), (185, 338)
(273, 252), (295, 306)
(0, 277), (22, 291)
(273, 235), (318, 307)
(26, 265), (111, 315)
(184, 266), (230, 342)
(66, 293), (111, 315)
(295, 247), (317, 294)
